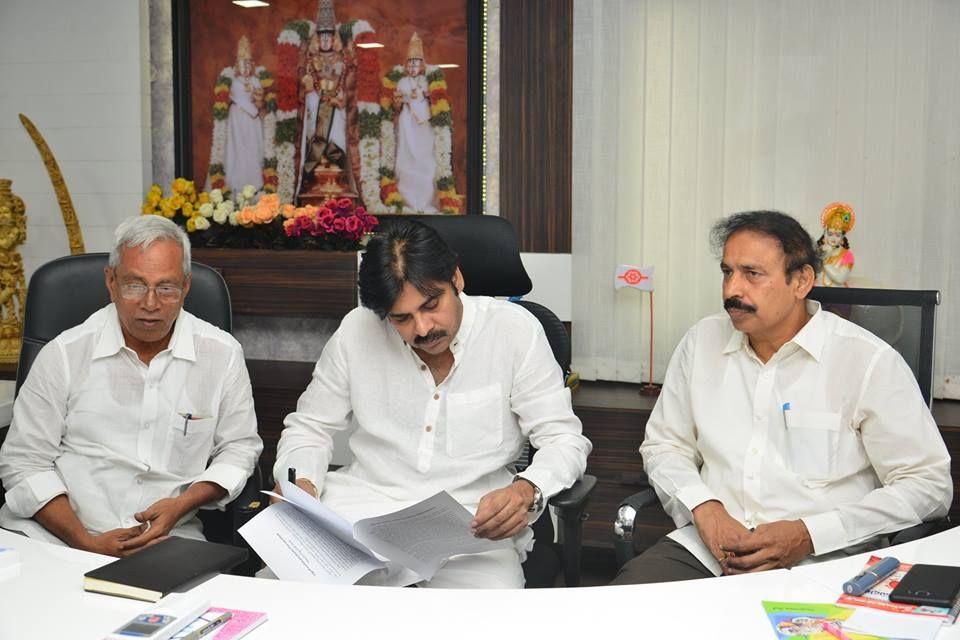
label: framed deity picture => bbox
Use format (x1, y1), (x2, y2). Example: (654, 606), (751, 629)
(172, 0), (482, 215)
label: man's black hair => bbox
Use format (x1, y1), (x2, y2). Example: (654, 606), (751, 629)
(710, 210), (821, 279)
(358, 219), (459, 318)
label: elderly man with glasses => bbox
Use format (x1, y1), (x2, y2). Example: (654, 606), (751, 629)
(0, 216), (262, 556)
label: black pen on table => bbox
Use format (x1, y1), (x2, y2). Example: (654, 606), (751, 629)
(182, 611), (232, 640)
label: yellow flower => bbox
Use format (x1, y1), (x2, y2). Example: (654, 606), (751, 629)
(197, 192), (210, 204)
(429, 80), (447, 91)
(186, 217), (197, 232)
(160, 205), (176, 219)
(169, 195), (185, 210)
(214, 101), (229, 111)
(141, 203), (156, 216)
(172, 177), (188, 194)
(182, 202), (194, 217)
(382, 77), (397, 89)
(149, 184), (162, 197)
(430, 99), (451, 116)
(260, 77), (274, 88)
(385, 192), (403, 205)
(214, 82), (230, 94)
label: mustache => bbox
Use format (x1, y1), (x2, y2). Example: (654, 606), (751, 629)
(414, 331), (447, 345)
(724, 297), (757, 313)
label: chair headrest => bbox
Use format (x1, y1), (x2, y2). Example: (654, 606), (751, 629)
(377, 215), (532, 297)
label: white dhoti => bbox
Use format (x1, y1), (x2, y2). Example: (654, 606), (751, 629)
(224, 78), (264, 192)
(395, 76), (437, 212)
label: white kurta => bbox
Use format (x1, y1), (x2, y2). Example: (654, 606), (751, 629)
(395, 74), (438, 212)
(641, 300), (952, 574)
(224, 74), (264, 193)
(274, 294), (592, 587)
(0, 305), (263, 544)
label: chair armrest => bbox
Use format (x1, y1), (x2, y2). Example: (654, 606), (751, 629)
(549, 475), (596, 587)
(231, 467), (265, 529)
(619, 488), (659, 513)
(890, 518), (952, 546)
(549, 474), (597, 511)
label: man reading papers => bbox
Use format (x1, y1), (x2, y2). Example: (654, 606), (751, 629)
(0, 216), (262, 555)
(613, 211), (952, 585)
(272, 219), (591, 587)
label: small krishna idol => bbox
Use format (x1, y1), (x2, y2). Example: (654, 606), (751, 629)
(816, 202), (856, 287)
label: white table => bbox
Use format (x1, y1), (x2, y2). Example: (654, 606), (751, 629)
(1, 526), (958, 640)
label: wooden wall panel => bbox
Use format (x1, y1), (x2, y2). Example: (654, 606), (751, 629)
(192, 249), (357, 317)
(499, 0), (572, 253)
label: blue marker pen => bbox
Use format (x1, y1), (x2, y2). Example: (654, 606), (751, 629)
(843, 556), (900, 596)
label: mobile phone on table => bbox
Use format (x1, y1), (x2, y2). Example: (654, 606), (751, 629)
(889, 563), (960, 608)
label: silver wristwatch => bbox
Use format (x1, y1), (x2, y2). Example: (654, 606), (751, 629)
(513, 476), (544, 512)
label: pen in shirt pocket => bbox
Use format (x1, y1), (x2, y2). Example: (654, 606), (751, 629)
(177, 412), (209, 435)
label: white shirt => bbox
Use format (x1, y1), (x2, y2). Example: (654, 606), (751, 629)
(0, 305), (263, 543)
(274, 294), (591, 537)
(641, 301), (952, 567)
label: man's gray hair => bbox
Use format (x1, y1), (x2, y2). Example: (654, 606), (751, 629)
(108, 216), (192, 277)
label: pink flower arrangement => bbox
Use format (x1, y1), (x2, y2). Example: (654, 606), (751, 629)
(283, 197), (378, 242)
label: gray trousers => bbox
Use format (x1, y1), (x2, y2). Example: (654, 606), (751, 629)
(610, 537), (715, 585)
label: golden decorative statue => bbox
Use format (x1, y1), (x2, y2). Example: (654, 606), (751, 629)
(18, 113), (85, 255)
(0, 180), (26, 364)
(294, 0), (358, 204)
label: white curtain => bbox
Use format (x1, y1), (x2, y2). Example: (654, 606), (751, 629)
(572, 0), (960, 400)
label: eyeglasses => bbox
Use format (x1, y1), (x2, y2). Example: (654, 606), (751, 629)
(118, 282), (184, 303)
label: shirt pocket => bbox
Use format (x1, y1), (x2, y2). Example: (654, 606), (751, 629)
(784, 409), (841, 485)
(165, 411), (216, 477)
(445, 383), (504, 458)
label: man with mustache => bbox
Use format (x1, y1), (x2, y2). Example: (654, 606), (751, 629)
(273, 219), (591, 587)
(0, 216), (262, 555)
(613, 210), (951, 584)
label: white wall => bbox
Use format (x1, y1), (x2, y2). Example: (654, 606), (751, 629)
(0, 0), (149, 281)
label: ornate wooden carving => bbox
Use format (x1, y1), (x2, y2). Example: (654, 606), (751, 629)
(18, 114), (85, 255)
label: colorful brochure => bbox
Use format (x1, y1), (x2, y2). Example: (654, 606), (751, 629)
(762, 602), (888, 640)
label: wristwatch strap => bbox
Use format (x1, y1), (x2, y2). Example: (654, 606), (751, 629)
(513, 476), (544, 513)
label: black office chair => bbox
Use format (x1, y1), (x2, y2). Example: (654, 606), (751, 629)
(613, 286), (948, 565)
(0, 252), (263, 573)
(383, 215), (597, 588)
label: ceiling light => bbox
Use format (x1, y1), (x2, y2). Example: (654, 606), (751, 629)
(356, 42), (385, 49)
(232, 0), (269, 7)
(438, 64), (460, 69)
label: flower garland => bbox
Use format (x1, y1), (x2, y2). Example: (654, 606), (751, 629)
(274, 19), (380, 208)
(376, 65), (463, 214)
(206, 66), (278, 194)
(275, 20), (313, 205)
(352, 25), (384, 214)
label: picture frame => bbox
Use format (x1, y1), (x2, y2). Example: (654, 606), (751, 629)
(172, 0), (482, 215)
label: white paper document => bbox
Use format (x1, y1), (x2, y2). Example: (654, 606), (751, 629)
(239, 481), (509, 585)
(844, 608), (943, 640)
